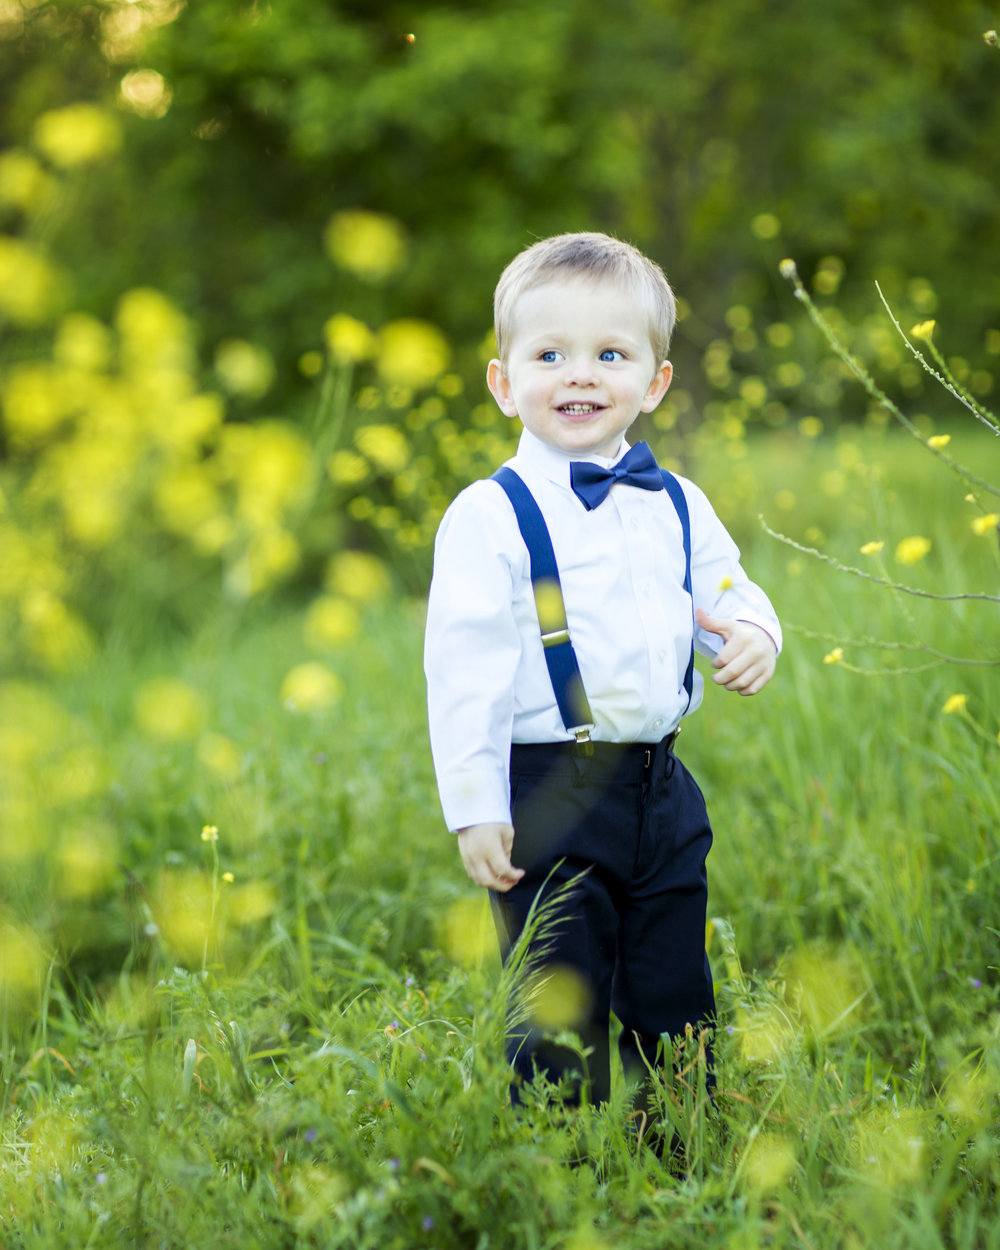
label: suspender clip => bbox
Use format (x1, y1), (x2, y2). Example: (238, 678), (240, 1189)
(572, 725), (595, 757)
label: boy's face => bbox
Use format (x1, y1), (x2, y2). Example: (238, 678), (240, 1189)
(487, 276), (672, 460)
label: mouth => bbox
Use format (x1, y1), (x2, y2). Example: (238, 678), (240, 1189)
(558, 403), (605, 416)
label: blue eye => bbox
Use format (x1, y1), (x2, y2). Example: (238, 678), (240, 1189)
(599, 349), (624, 362)
(539, 350), (560, 363)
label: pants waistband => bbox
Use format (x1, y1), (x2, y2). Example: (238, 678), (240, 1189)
(510, 729), (679, 782)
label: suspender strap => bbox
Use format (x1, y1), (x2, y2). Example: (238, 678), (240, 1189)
(490, 461), (696, 734)
(491, 467), (595, 740)
(659, 469), (695, 710)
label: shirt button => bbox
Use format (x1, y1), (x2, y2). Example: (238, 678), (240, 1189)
(651, 718), (664, 731)
(658, 649), (667, 663)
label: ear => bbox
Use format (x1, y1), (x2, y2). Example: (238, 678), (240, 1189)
(640, 361), (673, 413)
(486, 358), (518, 418)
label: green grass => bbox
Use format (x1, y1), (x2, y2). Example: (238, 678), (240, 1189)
(1, 426), (998, 1248)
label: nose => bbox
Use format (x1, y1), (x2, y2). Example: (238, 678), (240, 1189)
(565, 355), (598, 385)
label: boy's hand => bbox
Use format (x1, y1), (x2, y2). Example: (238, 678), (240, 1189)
(696, 609), (777, 696)
(457, 822), (525, 892)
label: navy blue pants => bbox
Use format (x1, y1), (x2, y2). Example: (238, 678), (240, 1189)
(490, 735), (715, 1106)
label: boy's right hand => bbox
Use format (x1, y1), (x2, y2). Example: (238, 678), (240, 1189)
(457, 823), (525, 892)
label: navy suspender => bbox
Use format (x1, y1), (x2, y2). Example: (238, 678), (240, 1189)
(490, 464), (695, 744)
(492, 466), (596, 741)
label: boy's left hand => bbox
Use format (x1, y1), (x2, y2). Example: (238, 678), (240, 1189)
(695, 609), (777, 696)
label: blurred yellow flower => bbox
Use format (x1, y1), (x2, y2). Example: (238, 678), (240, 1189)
(798, 416), (823, 438)
(323, 210), (408, 283)
(214, 338), (275, 398)
(326, 550), (391, 601)
(324, 314), (376, 364)
(196, 732), (241, 780)
(227, 527), (301, 597)
(154, 465), (223, 536)
(942, 694), (968, 715)
(33, 103), (122, 167)
(0, 149), (52, 213)
(280, 662), (343, 713)
(926, 434), (951, 449)
(859, 540), (884, 556)
(54, 312), (113, 371)
(895, 535), (931, 565)
(20, 588), (95, 673)
(823, 647), (844, 665)
(216, 422), (313, 528)
(910, 320), (936, 341)
(228, 880), (278, 925)
(134, 677), (207, 741)
(201, 825), (218, 842)
(1, 361), (74, 447)
(327, 449), (369, 486)
(54, 821), (117, 899)
(0, 236), (65, 324)
(303, 595), (361, 651)
(116, 288), (192, 372)
(971, 513), (998, 536)
(741, 1135), (797, 1192)
(119, 68), (172, 119)
(355, 423), (410, 474)
(377, 319), (450, 389)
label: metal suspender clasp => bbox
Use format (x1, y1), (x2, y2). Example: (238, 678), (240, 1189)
(572, 725), (595, 756)
(540, 628), (571, 649)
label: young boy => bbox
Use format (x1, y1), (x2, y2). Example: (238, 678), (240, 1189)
(424, 232), (780, 1108)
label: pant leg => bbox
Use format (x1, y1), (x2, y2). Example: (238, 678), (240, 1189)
(612, 744), (716, 1088)
(491, 746), (641, 1106)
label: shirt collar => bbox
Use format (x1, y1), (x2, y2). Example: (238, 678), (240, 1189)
(514, 427), (632, 487)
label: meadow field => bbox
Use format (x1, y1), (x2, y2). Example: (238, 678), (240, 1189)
(2, 389), (998, 1246)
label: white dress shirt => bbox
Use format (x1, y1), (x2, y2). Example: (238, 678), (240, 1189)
(424, 429), (781, 831)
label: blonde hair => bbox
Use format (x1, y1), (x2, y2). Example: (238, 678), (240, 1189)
(493, 232), (676, 363)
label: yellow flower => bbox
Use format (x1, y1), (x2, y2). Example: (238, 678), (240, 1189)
(201, 825), (219, 842)
(134, 678), (207, 741)
(860, 541), (884, 556)
(0, 149), (52, 213)
(927, 434), (951, 449)
(942, 694), (968, 715)
(327, 449), (369, 486)
(324, 314), (376, 364)
(895, 535), (931, 565)
(303, 596), (361, 651)
(823, 648), (844, 665)
(280, 662), (343, 713)
(377, 319), (450, 389)
(33, 104), (122, 168)
(0, 236), (65, 324)
(323, 210), (408, 283)
(798, 416), (823, 439)
(971, 513), (999, 537)
(910, 320), (936, 341)
(354, 423), (410, 475)
(214, 338), (275, 398)
(326, 550), (391, 602)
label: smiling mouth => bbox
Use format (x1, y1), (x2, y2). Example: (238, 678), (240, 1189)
(558, 403), (605, 415)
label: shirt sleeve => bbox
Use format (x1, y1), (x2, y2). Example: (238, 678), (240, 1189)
(423, 483), (524, 831)
(681, 477), (783, 658)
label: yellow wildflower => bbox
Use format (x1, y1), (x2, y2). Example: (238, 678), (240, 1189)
(280, 662), (343, 713)
(326, 550), (391, 602)
(0, 149), (51, 213)
(214, 338), (275, 398)
(971, 513), (999, 536)
(33, 104), (122, 167)
(895, 536), (931, 565)
(324, 314), (376, 364)
(942, 694), (968, 715)
(377, 319), (450, 389)
(0, 236), (65, 324)
(798, 416), (823, 438)
(860, 541), (884, 556)
(323, 210), (408, 283)
(327, 449), (369, 486)
(354, 423), (410, 475)
(823, 648), (844, 665)
(303, 596), (361, 651)
(910, 320), (936, 341)
(201, 825), (219, 842)
(926, 434), (951, 449)
(134, 678), (207, 741)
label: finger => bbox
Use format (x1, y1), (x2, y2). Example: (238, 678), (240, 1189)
(695, 608), (733, 641)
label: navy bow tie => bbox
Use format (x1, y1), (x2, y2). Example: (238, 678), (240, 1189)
(569, 441), (664, 511)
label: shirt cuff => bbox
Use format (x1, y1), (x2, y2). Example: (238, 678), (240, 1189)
(436, 767), (512, 833)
